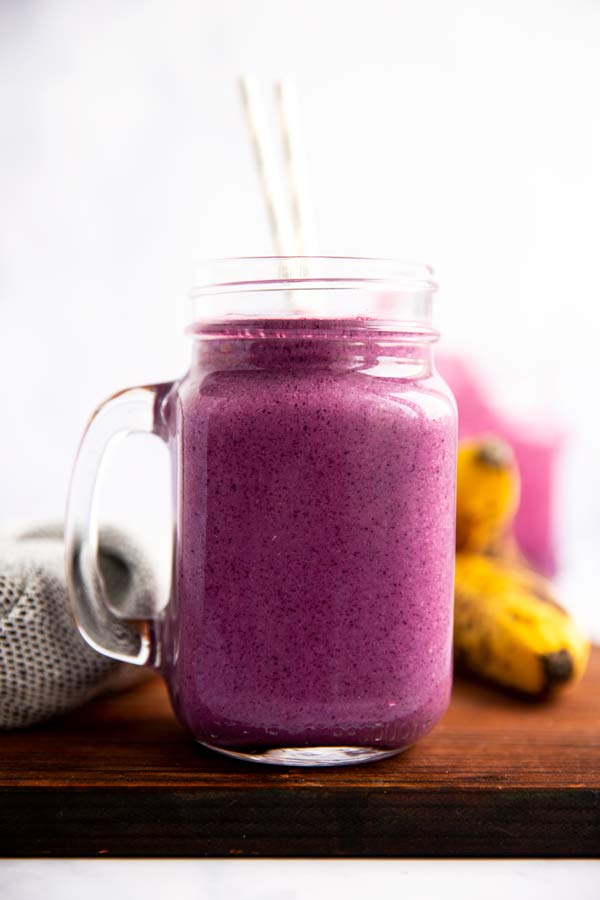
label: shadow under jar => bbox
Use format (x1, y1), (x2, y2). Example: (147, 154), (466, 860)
(66, 258), (457, 767)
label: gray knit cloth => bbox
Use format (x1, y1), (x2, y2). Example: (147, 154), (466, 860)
(0, 524), (157, 729)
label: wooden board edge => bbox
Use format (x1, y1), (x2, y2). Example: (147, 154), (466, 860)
(1, 786), (598, 858)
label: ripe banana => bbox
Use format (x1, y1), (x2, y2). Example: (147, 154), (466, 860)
(456, 437), (520, 554)
(454, 553), (590, 696)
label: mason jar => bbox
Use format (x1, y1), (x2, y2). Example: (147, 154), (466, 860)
(66, 257), (457, 767)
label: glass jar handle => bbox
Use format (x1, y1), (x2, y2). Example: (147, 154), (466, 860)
(65, 383), (173, 666)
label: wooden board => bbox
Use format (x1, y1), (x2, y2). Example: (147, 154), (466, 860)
(1, 649), (599, 858)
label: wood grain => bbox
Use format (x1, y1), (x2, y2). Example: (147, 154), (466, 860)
(1, 648), (599, 857)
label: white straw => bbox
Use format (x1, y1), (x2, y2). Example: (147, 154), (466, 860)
(239, 74), (294, 256)
(275, 78), (317, 257)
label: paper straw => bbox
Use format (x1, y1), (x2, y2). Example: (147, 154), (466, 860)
(239, 74), (294, 256)
(275, 78), (317, 257)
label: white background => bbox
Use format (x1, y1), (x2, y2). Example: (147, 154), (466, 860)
(1, 0), (599, 638)
(2, 860), (600, 900)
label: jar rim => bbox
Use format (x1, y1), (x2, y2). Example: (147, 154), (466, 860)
(191, 256), (437, 297)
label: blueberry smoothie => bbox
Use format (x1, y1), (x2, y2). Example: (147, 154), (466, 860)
(162, 319), (456, 754)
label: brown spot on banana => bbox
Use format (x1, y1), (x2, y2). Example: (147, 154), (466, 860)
(475, 438), (514, 469)
(542, 649), (574, 687)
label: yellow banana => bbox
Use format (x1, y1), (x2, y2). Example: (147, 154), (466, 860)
(456, 437), (520, 554)
(454, 553), (590, 697)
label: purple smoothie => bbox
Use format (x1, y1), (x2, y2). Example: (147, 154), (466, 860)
(162, 319), (456, 751)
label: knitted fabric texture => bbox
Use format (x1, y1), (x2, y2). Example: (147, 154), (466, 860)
(0, 524), (157, 729)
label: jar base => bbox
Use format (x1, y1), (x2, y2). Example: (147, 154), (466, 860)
(198, 740), (406, 767)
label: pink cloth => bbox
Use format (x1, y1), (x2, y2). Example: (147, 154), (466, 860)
(437, 356), (562, 575)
